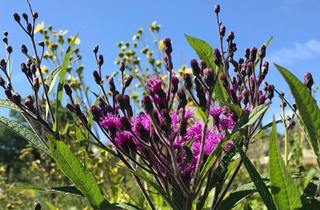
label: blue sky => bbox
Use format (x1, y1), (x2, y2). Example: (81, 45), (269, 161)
(0, 0), (319, 128)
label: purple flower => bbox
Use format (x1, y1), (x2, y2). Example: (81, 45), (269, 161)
(147, 75), (162, 93)
(115, 131), (133, 145)
(210, 105), (226, 118)
(100, 113), (121, 128)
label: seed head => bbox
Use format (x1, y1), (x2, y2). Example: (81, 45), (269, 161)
(6, 45), (13, 54)
(13, 13), (20, 22)
(214, 5), (220, 13)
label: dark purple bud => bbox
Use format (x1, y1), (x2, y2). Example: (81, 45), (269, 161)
(279, 91), (285, 97)
(250, 47), (257, 62)
(73, 104), (82, 116)
(3, 31), (8, 37)
(220, 25), (226, 37)
(98, 97), (105, 108)
(197, 89), (207, 108)
(259, 61), (269, 82)
(93, 71), (101, 84)
(13, 13), (20, 22)
(38, 41), (44, 47)
(27, 23), (32, 33)
(26, 95), (33, 104)
(0, 59), (5, 69)
(30, 64), (36, 75)
(0, 76), (5, 88)
(120, 116), (132, 130)
(226, 31), (235, 42)
(213, 48), (222, 66)
(93, 45), (99, 54)
(136, 123), (149, 139)
(159, 120), (168, 135)
(280, 101), (287, 108)
(98, 54), (104, 66)
(152, 110), (160, 125)
(163, 54), (173, 71)
(246, 62), (253, 76)
(171, 75), (179, 93)
(199, 60), (207, 74)
(12, 92), (21, 104)
(5, 88), (12, 99)
(304, 72), (314, 90)
(33, 78), (39, 92)
(21, 62), (28, 73)
(124, 75), (133, 88)
(220, 74), (229, 89)
(259, 45), (266, 59)
(22, 13), (28, 22)
(2, 37), (7, 44)
(33, 202), (41, 210)
(194, 78), (202, 92)
(116, 94), (125, 110)
(214, 4), (220, 13)
(244, 48), (250, 59)
(32, 12), (38, 20)
(263, 81), (268, 92)
(238, 58), (244, 65)
(231, 76), (237, 87)
(142, 95), (153, 114)
(183, 73), (192, 90)
(108, 77), (115, 92)
(64, 83), (72, 96)
(163, 37), (172, 55)
(267, 85), (275, 99)
(26, 58), (32, 67)
(242, 89), (249, 105)
(190, 59), (200, 76)
(203, 68), (214, 88)
(119, 61), (125, 72)
(24, 100), (34, 111)
(66, 103), (74, 112)
(122, 94), (130, 107)
(108, 124), (117, 139)
(259, 94), (267, 105)
(177, 89), (187, 108)
(6, 45), (13, 54)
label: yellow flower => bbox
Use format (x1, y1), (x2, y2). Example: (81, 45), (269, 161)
(68, 36), (81, 45)
(34, 21), (44, 34)
(159, 40), (164, 49)
(0, 166), (5, 171)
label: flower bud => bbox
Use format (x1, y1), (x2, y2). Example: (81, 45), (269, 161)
(3, 31), (8, 37)
(177, 89), (187, 108)
(267, 85), (275, 99)
(124, 75), (133, 88)
(12, 92), (21, 104)
(183, 73), (192, 90)
(2, 37), (7, 44)
(33, 78), (39, 92)
(163, 54), (173, 71)
(220, 74), (228, 89)
(0, 59), (5, 69)
(263, 81), (268, 92)
(246, 62), (253, 76)
(64, 83), (72, 96)
(259, 45), (266, 59)
(73, 104), (82, 116)
(38, 41), (44, 47)
(32, 12), (38, 20)
(0, 76), (5, 88)
(33, 202), (41, 210)
(171, 75), (179, 93)
(163, 37), (172, 55)
(26, 58), (32, 67)
(22, 13), (28, 22)
(5, 88), (12, 99)
(220, 25), (226, 37)
(119, 61), (125, 72)
(231, 76), (237, 87)
(213, 48), (222, 67)
(226, 31), (235, 43)
(190, 59), (200, 76)
(304, 72), (313, 90)
(197, 89), (207, 108)
(13, 13), (20, 22)
(27, 23), (32, 33)
(93, 45), (99, 54)
(203, 68), (214, 88)
(120, 116), (131, 130)
(244, 48), (250, 59)
(6, 45), (13, 54)
(214, 4), (220, 13)
(116, 94), (125, 110)
(24, 100), (34, 111)
(136, 123), (149, 139)
(98, 54), (104, 66)
(152, 110), (160, 125)
(259, 61), (269, 82)
(98, 97), (106, 108)
(66, 103), (74, 112)
(93, 71), (101, 84)
(142, 95), (153, 114)
(242, 89), (249, 105)
(199, 60), (207, 75)
(250, 47), (257, 62)
(108, 77), (115, 92)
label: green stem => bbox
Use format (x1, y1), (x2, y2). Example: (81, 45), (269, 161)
(281, 98), (289, 166)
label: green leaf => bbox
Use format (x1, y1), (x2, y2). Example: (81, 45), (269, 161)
(269, 118), (302, 210)
(251, 120), (282, 143)
(233, 104), (268, 132)
(195, 133), (236, 190)
(119, 166), (177, 210)
(220, 100), (243, 119)
(218, 174), (270, 210)
(235, 141), (276, 210)
(0, 99), (22, 112)
(300, 174), (319, 206)
(243, 202), (253, 210)
(100, 203), (143, 210)
(0, 115), (51, 157)
(13, 185), (84, 197)
(195, 107), (208, 123)
(184, 34), (228, 105)
(44, 65), (62, 95)
(181, 146), (193, 169)
(53, 31), (80, 132)
(275, 64), (320, 167)
(254, 36), (273, 68)
(76, 126), (87, 141)
(25, 54), (38, 66)
(47, 133), (108, 209)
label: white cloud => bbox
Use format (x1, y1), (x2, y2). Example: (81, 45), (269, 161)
(266, 40), (320, 65)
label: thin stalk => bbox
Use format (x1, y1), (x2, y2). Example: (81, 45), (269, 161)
(281, 98), (289, 166)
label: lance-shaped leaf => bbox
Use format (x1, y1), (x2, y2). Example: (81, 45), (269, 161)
(47, 133), (108, 209)
(53, 31), (80, 132)
(0, 115), (51, 157)
(275, 64), (320, 167)
(235, 141), (276, 210)
(0, 99), (22, 112)
(13, 184), (84, 197)
(184, 34), (228, 105)
(269, 118), (302, 210)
